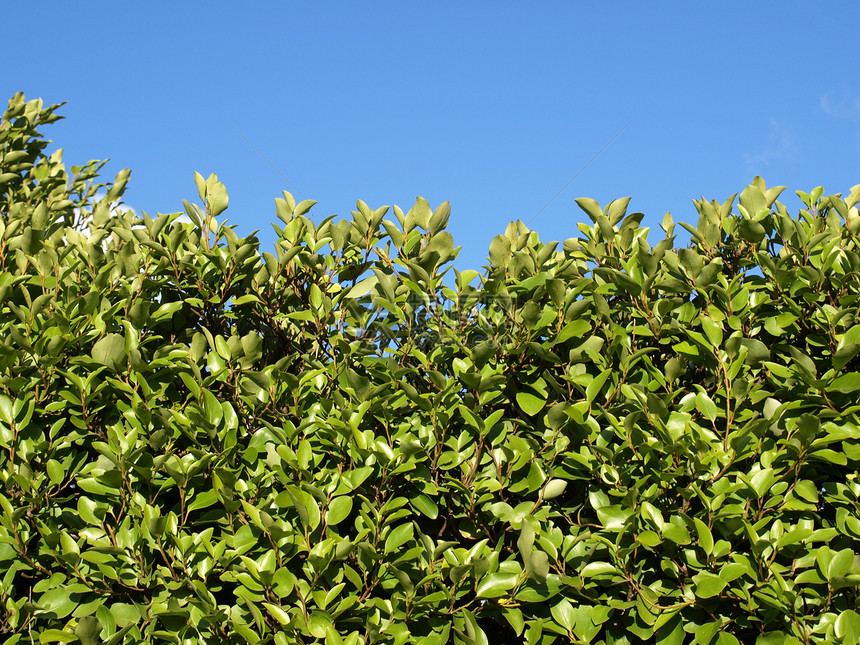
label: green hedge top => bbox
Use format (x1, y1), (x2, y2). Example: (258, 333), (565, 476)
(2, 92), (860, 645)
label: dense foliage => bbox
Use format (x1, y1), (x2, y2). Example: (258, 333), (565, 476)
(2, 92), (860, 645)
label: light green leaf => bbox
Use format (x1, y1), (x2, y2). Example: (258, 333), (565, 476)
(489, 235), (511, 266)
(516, 391), (545, 416)
(694, 518), (713, 556)
(91, 333), (126, 370)
(326, 496), (353, 526)
(38, 630), (77, 644)
(476, 572), (519, 599)
(264, 602), (291, 626)
(517, 522), (534, 560)
(344, 276), (378, 299)
(640, 501), (665, 531)
(595, 505), (632, 530)
(828, 548), (856, 581)
(384, 523), (414, 554)
(700, 316), (723, 347)
(836, 609), (860, 642)
(550, 598), (576, 630)
(526, 551), (550, 581)
(542, 479), (567, 500)
(696, 392), (718, 422)
(410, 493), (438, 519)
(581, 561), (618, 578)
(830, 372), (860, 393)
(150, 300), (183, 322)
(75, 616), (101, 645)
(586, 369), (611, 404)
(0, 395), (12, 425)
(46, 459), (64, 485)
(692, 571), (727, 598)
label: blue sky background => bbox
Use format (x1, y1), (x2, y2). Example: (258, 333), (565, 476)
(4, 2), (860, 272)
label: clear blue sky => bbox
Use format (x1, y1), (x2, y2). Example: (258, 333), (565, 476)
(5, 2), (860, 272)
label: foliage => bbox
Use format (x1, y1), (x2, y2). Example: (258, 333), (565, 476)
(2, 91), (860, 645)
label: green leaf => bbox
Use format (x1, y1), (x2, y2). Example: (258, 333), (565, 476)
(384, 523), (414, 554)
(186, 490), (218, 512)
(828, 548), (856, 580)
(696, 392), (718, 422)
(596, 505), (632, 530)
(324, 626), (344, 645)
(638, 530), (662, 548)
(77, 497), (105, 525)
(740, 338), (769, 364)
(575, 197), (603, 222)
(109, 603), (139, 628)
(738, 218), (767, 243)
(715, 632), (740, 645)
(700, 316), (723, 347)
(754, 632), (793, 645)
(408, 196), (432, 230)
(75, 616), (102, 645)
(411, 493), (438, 519)
(526, 551), (550, 581)
(489, 235), (512, 266)
(46, 459), (64, 485)
(836, 609), (860, 642)
(150, 300), (183, 322)
(476, 572), (519, 599)
(810, 448), (848, 465)
(794, 480), (818, 503)
(550, 598), (576, 630)
(694, 518), (714, 556)
(586, 369), (611, 404)
(516, 391), (545, 416)
(294, 199), (317, 217)
(580, 561), (618, 578)
(692, 571), (727, 598)
(204, 172), (229, 218)
(542, 479), (567, 500)
(558, 319), (591, 342)
(39, 630), (77, 644)
(264, 602), (291, 626)
(91, 333), (126, 371)
(344, 276), (378, 299)
(503, 608), (525, 637)
(829, 372), (860, 393)
(0, 395), (12, 425)
(38, 587), (78, 619)
(517, 522), (535, 560)
(326, 496), (353, 526)
(215, 335), (231, 360)
(640, 501), (664, 531)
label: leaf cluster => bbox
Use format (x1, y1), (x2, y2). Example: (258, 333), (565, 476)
(2, 93), (860, 644)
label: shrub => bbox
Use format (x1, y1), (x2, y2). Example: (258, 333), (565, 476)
(2, 92), (860, 644)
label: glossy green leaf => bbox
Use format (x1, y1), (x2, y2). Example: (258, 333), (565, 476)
(344, 275), (378, 299)
(327, 496), (353, 526)
(693, 571), (727, 598)
(91, 333), (126, 370)
(542, 479), (567, 500)
(476, 572), (519, 599)
(516, 391), (545, 416)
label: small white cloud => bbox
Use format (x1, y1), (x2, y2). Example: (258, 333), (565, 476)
(743, 119), (800, 172)
(74, 192), (194, 231)
(72, 191), (135, 227)
(820, 90), (860, 119)
(69, 195), (194, 254)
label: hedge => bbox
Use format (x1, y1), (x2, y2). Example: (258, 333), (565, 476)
(2, 92), (860, 644)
